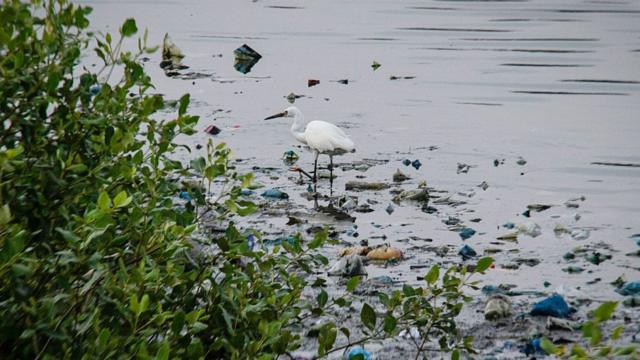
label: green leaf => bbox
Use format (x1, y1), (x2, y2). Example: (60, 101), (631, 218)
(11, 264), (33, 277)
(97, 191), (111, 210)
(0, 204), (12, 225)
(316, 290), (328, 307)
(539, 338), (557, 355)
(611, 325), (624, 340)
(113, 190), (132, 208)
(425, 265), (440, 285)
(474, 257), (493, 273)
(178, 94), (190, 116)
(593, 301), (617, 322)
(130, 294), (140, 316)
(383, 314), (397, 334)
(360, 303), (376, 331)
(140, 294), (150, 314)
(55, 227), (80, 243)
(172, 310), (185, 334)
(451, 349), (460, 360)
(156, 341), (170, 360)
(346, 276), (360, 292)
(120, 18), (138, 37)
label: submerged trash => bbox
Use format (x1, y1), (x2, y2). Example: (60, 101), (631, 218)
(616, 282), (640, 296)
(458, 244), (477, 260)
(233, 44), (262, 74)
(485, 295), (512, 320)
(367, 246), (403, 261)
(392, 169), (410, 182)
(282, 150), (299, 166)
(204, 124), (221, 135)
(411, 159), (422, 170)
(261, 188), (289, 199)
(328, 254), (367, 276)
(530, 294), (571, 318)
(345, 181), (390, 191)
(347, 346), (372, 360)
(371, 60), (381, 71)
(459, 227), (476, 241)
(517, 222), (541, 238)
(308, 79), (320, 87)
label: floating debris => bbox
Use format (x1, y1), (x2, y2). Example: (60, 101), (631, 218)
(336, 79), (349, 85)
(457, 163), (471, 174)
(616, 282), (640, 296)
(347, 346), (372, 360)
(591, 161), (640, 168)
(308, 79), (320, 87)
(285, 92), (304, 103)
(411, 159), (422, 170)
(390, 75), (416, 80)
(338, 246), (369, 257)
(571, 229), (590, 240)
(204, 124), (221, 135)
(328, 254), (367, 276)
(162, 33), (185, 60)
(478, 181), (489, 191)
(179, 191), (192, 201)
(530, 294), (571, 318)
(459, 227), (476, 241)
(402, 159), (412, 166)
(282, 150), (299, 166)
(517, 222), (541, 238)
(385, 203), (395, 214)
(485, 295), (512, 320)
(393, 187), (429, 203)
(516, 157), (527, 166)
(458, 244), (477, 260)
(233, 44), (262, 74)
(345, 181), (390, 191)
(367, 245), (403, 261)
(371, 60), (381, 71)
(261, 188), (289, 199)
(497, 232), (518, 242)
(562, 266), (584, 274)
(546, 317), (577, 331)
(527, 204), (553, 212)
(392, 169), (410, 182)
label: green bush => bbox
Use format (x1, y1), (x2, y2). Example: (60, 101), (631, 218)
(0, 1), (489, 359)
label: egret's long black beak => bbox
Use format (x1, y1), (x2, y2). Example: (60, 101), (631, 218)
(264, 112), (286, 120)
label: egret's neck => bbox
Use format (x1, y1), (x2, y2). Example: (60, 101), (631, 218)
(290, 113), (307, 143)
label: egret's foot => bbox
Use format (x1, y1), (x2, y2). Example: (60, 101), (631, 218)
(289, 166), (314, 181)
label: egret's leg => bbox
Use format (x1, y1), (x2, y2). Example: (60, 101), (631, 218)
(329, 155), (334, 197)
(313, 151), (319, 194)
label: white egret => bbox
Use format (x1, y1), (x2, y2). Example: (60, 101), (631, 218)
(264, 106), (355, 190)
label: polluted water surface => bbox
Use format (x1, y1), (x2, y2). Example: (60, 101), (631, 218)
(82, 0), (640, 358)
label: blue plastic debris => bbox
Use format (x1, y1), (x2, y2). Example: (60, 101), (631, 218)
(246, 234), (256, 251)
(261, 188), (289, 199)
(521, 338), (545, 356)
(402, 159), (411, 166)
(616, 282), (640, 296)
(385, 203), (395, 215)
(346, 346), (372, 360)
(530, 294), (571, 318)
(458, 244), (477, 260)
(233, 44), (262, 74)
(503, 222), (515, 229)
(240, 189), (255, 196)
(411, 159), (422, 170)
(179, 191), (193, 201)
(459, 227), (476, 240)
(632, 234), (640, 247)
(89, 84), (102, 96)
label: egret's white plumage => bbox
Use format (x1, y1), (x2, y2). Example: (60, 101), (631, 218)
(265, 106), (355, 187)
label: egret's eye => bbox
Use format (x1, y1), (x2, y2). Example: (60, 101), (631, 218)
(284, 111), (288, 116)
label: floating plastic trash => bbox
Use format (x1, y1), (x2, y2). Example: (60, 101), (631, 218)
(367, 246), (403, 261)
(204, 124), (221, 135)
(347, 346), (372, 360)
(458, 244), (477, 260)
(233, 44), (262, 74)
(328, 254), (366, 277)
(517, 222), (541, 238)
(308, 79), (320, 87)
(485, 295), (512, 320)
(385, 203), (394, 214)
(179, 191), (192, 201)
(402, 159), (411, 166)
(459, 227), (476, 240)
(261, 188), (289, 199)
(530, 294), (571, 318)
(411, 159), (422, 170)
(282, 150), (299, 166)
(616, 282), (640, 296)
(371, 61), (381, 71)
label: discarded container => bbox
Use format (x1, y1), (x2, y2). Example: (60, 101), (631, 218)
(328, 254), (367, 276)
(308, 79), (320, 87)
(517, 222), (541, 238)
(367, 246), (403, 261)
(459, 227), (476, 241)
(616, 282), (640, 296)
(392, 169), (410, 182)
(233, 44), (262, 74)
(261, 188), (289, 199)
(204, 124), (221, 135)
(458, 244), (477, 260)
(411, 159), (422, 170)
(530, 294), (571, 318)
(485, 295), (512, 320)
(347, 346), (372, 360)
